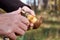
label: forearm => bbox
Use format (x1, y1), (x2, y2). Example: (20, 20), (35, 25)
(0, 0), (31, 12)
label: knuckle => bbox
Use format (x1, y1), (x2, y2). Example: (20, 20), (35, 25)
(21, 31), (25, 36)
(21, 24), (28, 31)
(24, 26), (28, 31)
(5, 29), (13, 35)
(26, 20), (30, 26)
(25, 18), (30, 25)
(12, 36), (16, 40)
(21, 16), (30, 26)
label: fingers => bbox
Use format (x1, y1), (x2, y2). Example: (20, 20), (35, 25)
(30, 10), (36, 16)
(19, 15), (30, 26)
(0, 31), (16, 40)
(18, 21), (28, 31)
(14, 27), (25, 36)
(22, 6), (31, 12)
(22, 6), (36, 16)
(7, 33), (16, 40)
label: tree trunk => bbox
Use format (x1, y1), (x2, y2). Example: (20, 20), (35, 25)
(38, 0), (43, 10)
(34, 0), (36, 13)
(43, 0), (48, 9)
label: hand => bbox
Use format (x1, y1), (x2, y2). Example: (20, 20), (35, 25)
(22, 6), (35, 16)
(22, 6), (36, 27)
(0, 8), (30, 40)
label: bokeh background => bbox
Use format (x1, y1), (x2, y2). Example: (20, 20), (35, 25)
(0, 0), (60, 40)
(20, 0), (60, 40)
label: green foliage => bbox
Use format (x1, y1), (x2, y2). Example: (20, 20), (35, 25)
(17, 28), (60, 40)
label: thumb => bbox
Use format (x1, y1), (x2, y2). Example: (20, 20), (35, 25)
(9, 8), (22, 14)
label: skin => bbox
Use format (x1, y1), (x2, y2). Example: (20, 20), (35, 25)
(0, 6), (36, 40)
(22, 6), (35, 16)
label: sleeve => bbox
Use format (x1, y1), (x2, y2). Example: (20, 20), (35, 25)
(0, 0), (31, 12)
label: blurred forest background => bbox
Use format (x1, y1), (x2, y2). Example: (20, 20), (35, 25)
(0, 0), (60, 40)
